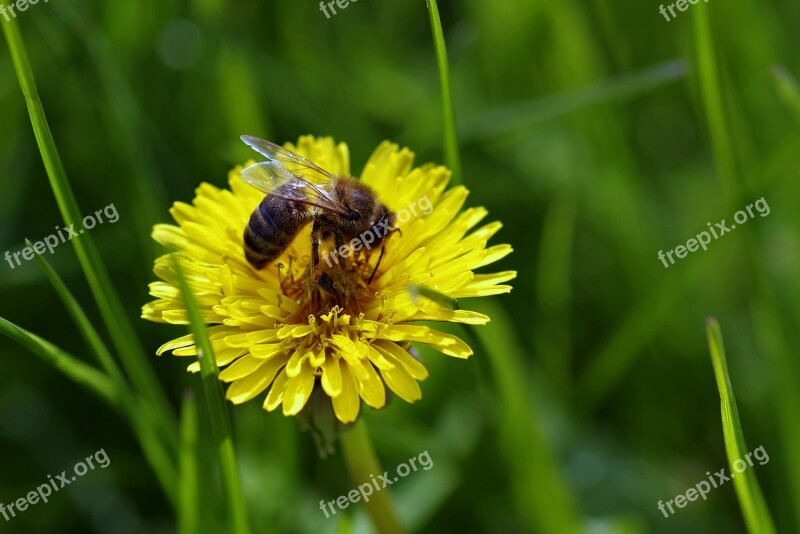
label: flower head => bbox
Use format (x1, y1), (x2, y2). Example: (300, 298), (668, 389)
(143, 136), (515, 423)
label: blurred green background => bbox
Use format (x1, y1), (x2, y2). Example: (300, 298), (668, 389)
(1, 0), (799, 532)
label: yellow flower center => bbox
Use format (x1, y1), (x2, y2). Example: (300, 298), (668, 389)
(277, 241), (390, 324)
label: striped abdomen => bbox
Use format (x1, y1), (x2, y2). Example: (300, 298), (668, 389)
(243, 193), (312, 269)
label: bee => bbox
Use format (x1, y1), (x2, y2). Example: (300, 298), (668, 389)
(240, 135), (396, 283)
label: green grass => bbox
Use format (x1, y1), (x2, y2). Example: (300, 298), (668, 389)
(426, 0), (462, 185)
(173, 258), (251, 534)
(30, 246), (178, 502)
(1, 13), (178, 465)
(179, 391), (200, 534)
(706, 318), (776, 534)
(0, 316), (118, 407)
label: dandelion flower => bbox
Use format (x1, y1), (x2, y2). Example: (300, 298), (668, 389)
(142, 136), (515, 424)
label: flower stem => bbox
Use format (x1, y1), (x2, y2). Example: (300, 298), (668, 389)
(340, 420), (405, 534)
(426, 0), (462, 185)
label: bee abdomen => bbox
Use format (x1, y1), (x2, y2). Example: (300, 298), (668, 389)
(243, 196), (309, 269)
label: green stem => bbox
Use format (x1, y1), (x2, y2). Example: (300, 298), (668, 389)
(179, 392), (200, 534)
(174, 258), (251, 534)
(340, 419), (405, 534)
(0, 317), (118, 408)
(29, 243), (126, 386)
(706, 318), (776, 534)
(692, 2), (737, 198)
(29, 248), (177, 503)
(1, 11), (178, 449)
(426, 0), (462, 185)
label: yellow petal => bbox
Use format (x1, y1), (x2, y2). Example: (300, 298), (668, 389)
(374, 340), (428, 380)
(277, 324), (313, 339)
(219, 355), (264, 382)
(377, 325), (472, 358)
(282, 364), (315, 416)
(309, 346), (326, 368)
(226, 354), (289, 404)
(250, 343), (286, 359)
(360, 142), (415, 195)
(451, 285), (513, 298)
(357, 362), (386, 409)
(156, 333), (195, 356)
(263, 371), (290, 412)
(365, 344), (396, 371)
(321, 357), (343, 397)
(379, 364), (422, 403)
(285, 345), (309, 378)
(224, 329), (279, 347)
(475, 244), (513, 268)
(332, 364), (360, 423)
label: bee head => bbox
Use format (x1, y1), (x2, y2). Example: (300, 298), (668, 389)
(344, 188), (376, 220)
(332, 178), (390, 242)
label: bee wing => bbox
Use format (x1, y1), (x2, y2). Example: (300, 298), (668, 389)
(241, 135), (338, 185)
(241, 160), (302, 196)
(240, 161), (351, 217)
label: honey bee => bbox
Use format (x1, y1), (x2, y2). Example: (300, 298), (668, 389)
(240, 136), (396, 283)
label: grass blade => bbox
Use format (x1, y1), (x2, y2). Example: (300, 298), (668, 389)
(179, 391), (200, 534)
(29, 246), (178, 503)
(1, 14), (177, 442)
(706, 318), (776, 534)
(772, 65), (800, 131)
(534, 196), (576, 400)
(692, 2), (737, 197)
(52, 1), (170, 263)
(0, 316), (118, 407)
(173, 258), (251, 534)
(27, 241), (124, 385)
(467, 300), (581, 533)
(426, 0), (462, 185)
(461, 60), (687, 141)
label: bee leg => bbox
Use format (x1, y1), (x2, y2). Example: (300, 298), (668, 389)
(368, 243), (386, 284)
(326, 228), (343, 254)
(311, 219), (322, 274)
